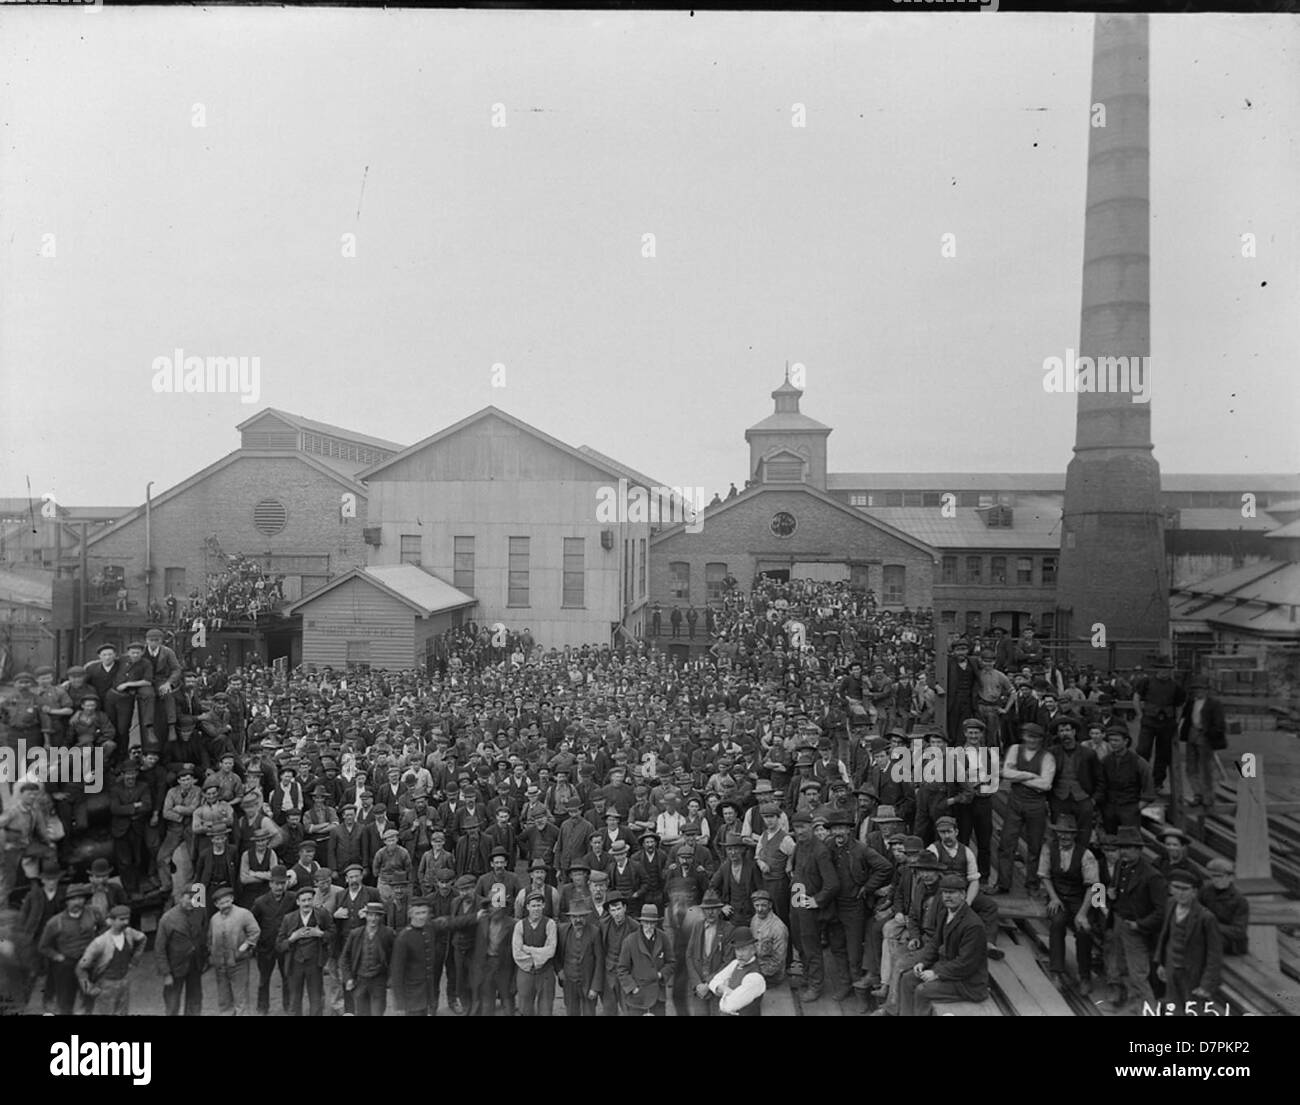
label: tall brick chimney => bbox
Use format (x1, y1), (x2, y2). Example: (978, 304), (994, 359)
(1055, 13), (1170, 667)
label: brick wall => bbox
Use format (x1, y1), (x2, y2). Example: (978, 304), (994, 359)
(649, 489), (934, 609)
(86, 454), (370, 610)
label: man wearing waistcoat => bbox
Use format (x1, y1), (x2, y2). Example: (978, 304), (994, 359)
(556, 899), (604, 1016)
(1040, 814), (1101, 995)
(708, 926), (766, 1015)
(993, 723), (1055, 894)
(513, 891), (558, 1015)
(340, 902), (396, 1016)
(1048, 715), (1101, 847)
(276, 885), (334, 1016)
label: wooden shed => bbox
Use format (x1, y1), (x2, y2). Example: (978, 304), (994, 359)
(286, 564), (476, 672)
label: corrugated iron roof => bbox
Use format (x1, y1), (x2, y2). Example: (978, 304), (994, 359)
(859, 498), (1062, 549)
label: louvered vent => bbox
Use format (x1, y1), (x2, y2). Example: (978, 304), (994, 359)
(253, 499), (288, 536)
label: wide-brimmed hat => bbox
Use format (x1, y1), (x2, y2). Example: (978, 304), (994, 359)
(636, 904), (661, 923)
(700, 889), (724, 909)
(1114, 826), (1144, 847)
(1049, 814), (1079, 833)
(873, 805), (902, 823)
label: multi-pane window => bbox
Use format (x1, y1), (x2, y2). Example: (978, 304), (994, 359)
(399, 535), (421, 566)
(1016, 557), (1034, 584)
(882, 565), (905, 605)
(639, 538), (647, 598)
(669, 562), (690, 600)
(563, 538), (585, 608)
(941, 556), (958, 584)
(965, 610), (982, 634)
(940, 610), (957, 626)
(508, 537), (530, 606)
(453, 537), (474, 594)
(1041, 556), (1058, 585)
(991, 557), (1007, 584)
(965, 556), (982, 584)
(706, 562), (728, 601)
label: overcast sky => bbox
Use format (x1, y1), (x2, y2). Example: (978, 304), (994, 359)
(2, 9), (1296, 507)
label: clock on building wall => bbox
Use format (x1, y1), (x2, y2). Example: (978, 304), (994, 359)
(770, 511), (797, 538)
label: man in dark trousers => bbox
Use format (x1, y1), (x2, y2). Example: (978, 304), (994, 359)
(340, 902), (396, 1017)
(252, 865), (294, 1015)
(556, 898), (604, 1016)
(788, 810), (839, 1003)
(1134, 658), (1185, 795)
(670, 606), (682, 639)
(1040, 814), (1100, 995)
(1199, 858), (1249, 957)
(993, 723), (1055, 895)
(1047, 714), (1102, 846)
(826, 809), (892, 999)
(1179, 681), (1226, 813)
(685, 889), (735, 1016)
(155, 882), (208, 1016)
(897, 873), (990, 1016)
(1097, 727), (1155, 833)
(108, 761), (153, 894)
(944, 638), (978, 743)
(1104, 826), (1167, 1015)
(276, 884), (335, 1016)
(1155, 868), (1224, 1014)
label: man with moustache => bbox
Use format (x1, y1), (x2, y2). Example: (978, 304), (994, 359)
(340, 902), (396, 1017)
(156, 882), (208, 1016)
(252, 865), (294, 1015)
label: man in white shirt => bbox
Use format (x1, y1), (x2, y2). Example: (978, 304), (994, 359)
(512, 891), (558, 1015)
(708, 926), (767, 1015)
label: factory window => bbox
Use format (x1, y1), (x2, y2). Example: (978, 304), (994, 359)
(508, 537), (530, 607)
(454, 537), (475, 594)
(399, 535), (422, 566)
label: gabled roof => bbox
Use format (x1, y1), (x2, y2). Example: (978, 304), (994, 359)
(575, 445), (663, 490)
(286, 565), (477, 618)
(649, 481), (936, 557)
(356, 406), (651, 484)
(745, 411), (832, 436)
(86, 451), (368, 547)
(236, 408), (404, 453)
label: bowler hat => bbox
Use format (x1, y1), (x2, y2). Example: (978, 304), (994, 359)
(1114, 826), (1144, 847)
(1049, 814), (1079, 833)
(938, 874), (967, 891)
(874, 805), (902, 823)
(636, 904), (661, 923)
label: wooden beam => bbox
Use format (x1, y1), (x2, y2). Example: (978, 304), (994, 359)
(1234, 756), (1279, 972)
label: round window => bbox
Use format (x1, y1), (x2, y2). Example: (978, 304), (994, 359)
(253, 499), (287, 536)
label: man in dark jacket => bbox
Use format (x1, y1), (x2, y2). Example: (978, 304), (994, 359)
(251, 865), (294, 1015)
(825, 810), (892, 999)
(556, 899), (605, 1016)
(155, 882), (208, 1016)
(1156, 868), (1224, 1014)
(109, 761), (154, 893)
(897, 873), (989, 1016)
(339, 902), (396, 1016)
(1104, 826), (1167, 1014)
(788, 810), (839, 1002)
(1097, 728), (1155, 833)
(1179, 682), (1226, 813)
(275, 885), (335, 1016)
(1199, 858), (1249, 955)
(1134, 659), (1185, 793)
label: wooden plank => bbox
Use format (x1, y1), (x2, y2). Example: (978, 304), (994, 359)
(1000, 940), (1075, 1016)
(1227, 954), (1300, 1016)
(934, 998), (1002, 1017)
(1235, 756), (1280, 972)
(994, 898), (1050, 920)
(1247, 899), (1300, 926)
(989, 958), (1045, 1016)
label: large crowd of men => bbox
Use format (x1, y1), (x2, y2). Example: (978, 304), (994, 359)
(0, 577), (1246, 1016)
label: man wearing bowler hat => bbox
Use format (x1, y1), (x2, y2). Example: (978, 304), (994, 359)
(617, 903), (672, 1016)
(1039, 814), (1100, 994)
(686, 888), (736, 1015)
(556, 897), (604, 1016)
(708, 925), (767, 1015)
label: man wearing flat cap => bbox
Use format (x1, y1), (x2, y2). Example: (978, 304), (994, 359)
(208, 884), (260, 1015)
(340, 902), (396, 1016)
(1155, 868), (1223, 1014)
(512, 890), (558, 1015)
(1199, 858), (1249, 956)
(276, 884), (335, 1016)
(74, 903), (145, 1015)
(993, 722), (1055, 895)
(897, 873), (990, 1016)
(156, 882), (208, 1016)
